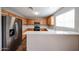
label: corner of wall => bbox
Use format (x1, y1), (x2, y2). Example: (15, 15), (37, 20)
(0, 7), (2, 51)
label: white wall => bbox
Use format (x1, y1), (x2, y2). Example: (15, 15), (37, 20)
(0, 7), (2, 51)
(75, 7), (79, 32)
(27, 34), (79, 51)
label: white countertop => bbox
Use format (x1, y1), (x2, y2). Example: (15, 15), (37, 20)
(23, 28), (79, 35)
(26, 31), (79, 35)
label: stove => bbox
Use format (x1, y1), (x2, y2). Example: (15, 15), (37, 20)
(34, 22), (40, 31)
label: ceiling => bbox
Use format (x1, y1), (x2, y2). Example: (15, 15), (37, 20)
(3, 7), (61, 19)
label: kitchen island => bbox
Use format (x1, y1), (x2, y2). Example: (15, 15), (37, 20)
(26, 31), (79, 51)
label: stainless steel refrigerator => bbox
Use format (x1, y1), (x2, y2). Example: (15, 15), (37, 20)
(2, 15), (22, 51)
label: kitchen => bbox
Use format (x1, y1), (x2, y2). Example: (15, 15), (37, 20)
(0, 7), (79, 51)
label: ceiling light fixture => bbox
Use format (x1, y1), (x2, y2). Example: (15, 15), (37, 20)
(34, 11), (39, 15)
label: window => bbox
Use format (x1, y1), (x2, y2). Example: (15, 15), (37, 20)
(56, 9), (75, 29)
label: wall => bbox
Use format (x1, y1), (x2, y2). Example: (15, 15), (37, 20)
(75, 7), (79, 32)
(54, 7), (79, 32)
(27, 34), (79, 51)
(0, 7), (2, 50)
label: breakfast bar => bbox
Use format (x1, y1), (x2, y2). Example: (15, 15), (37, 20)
(26, 31), (79, 51)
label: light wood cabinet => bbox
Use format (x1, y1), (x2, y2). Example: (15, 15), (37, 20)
(22, 19), (27, 25)
(47, 16), (55, 26)
(27, 18), (47, 25)
(22, 16), (55, 26)
(27, 19), (34, 24)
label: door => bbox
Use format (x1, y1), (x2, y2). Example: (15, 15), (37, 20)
(9, 18), (22, 51)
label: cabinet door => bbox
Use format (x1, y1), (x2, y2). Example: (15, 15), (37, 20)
(48, 16), (55, 26)
(22, 19), (27, 25)
(27, 20), (34, 25)
(40, 19), (47, 25)
(50, 16), (55, 25)
(27, 18), (47, 25)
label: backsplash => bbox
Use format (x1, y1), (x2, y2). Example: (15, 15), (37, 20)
(22, 25), (48, 31)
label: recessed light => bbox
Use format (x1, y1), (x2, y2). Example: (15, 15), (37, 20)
(34, 11), (39, 15)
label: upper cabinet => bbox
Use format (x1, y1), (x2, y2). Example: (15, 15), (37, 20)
(22, 19), (27, 25)
(22, 16), (55, 26)
(27, 18), (47, 25)
(47, 16), (55, 26)
(27, 19), (34, 25)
